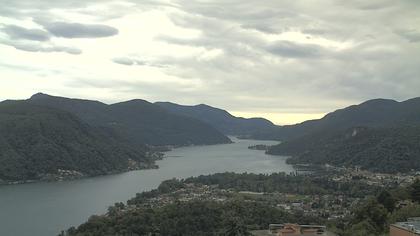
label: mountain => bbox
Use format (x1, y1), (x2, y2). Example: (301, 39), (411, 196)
(29, 93), (231, 146)
(266, 97), (420, 173)
(267, 125), (420, 173)
(155, 102), (276, 135)
(252, 97), (420, 141)
(0, 100), (151, 182)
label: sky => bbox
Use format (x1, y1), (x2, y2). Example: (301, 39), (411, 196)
(0, 0), (419, 125)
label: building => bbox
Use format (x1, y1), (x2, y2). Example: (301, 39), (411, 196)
(390, 218), (420, 236)
(269, 223), (326, 236)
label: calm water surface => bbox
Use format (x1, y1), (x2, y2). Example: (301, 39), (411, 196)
(0, 137), (294, 236)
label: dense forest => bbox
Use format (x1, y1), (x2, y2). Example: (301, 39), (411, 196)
(267, 126), (420, 173)
(156, 102), (276, 135)
(251, 97), (420, 141)
(30, 93), (231, 146)
(0, 100), (152, 182)
(0, 93), (234, 182)
(262, 97), (420, 173)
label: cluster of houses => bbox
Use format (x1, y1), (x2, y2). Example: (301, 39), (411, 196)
(270, 224), (328, 236)
(39, 168), (84, 182)
(134, 183), (230, 209)
(252, 217), (420, 236)
(250, 224), (330, 236)
(116, 173), (420, 236)
(330, 166), (417, 187)
(129, 180), (360, 222)
(274, 193), (356, 220)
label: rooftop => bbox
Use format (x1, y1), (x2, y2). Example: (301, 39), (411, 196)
(392, 218), (420, 233)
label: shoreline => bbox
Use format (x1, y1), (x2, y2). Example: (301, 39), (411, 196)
(0, 155), (163, 187)
(0, 140), (235, 187)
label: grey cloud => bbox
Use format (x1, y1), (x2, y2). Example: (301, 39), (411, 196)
(1, 0), (420, 123)
(0, 0), (175, 22)
(395, 29), (420, 43)
(1, 25), (50, 41)
(157, 13), (269, 59)
(0, 2), (99, 21)
(241, 24), (282, 34)
(14, 44), (82, 55)
(3, 40), (81, 55)
(171, 0), (297, 22)
(153, 1), (420, 114)
(113, 57), (136, 66)
(112, 57), (167, 68)
(41, 22), (118, 38)
(337, 0), (395, 10)
(265, 41), (326, 58)
(0, 23), (82, 55)
(302, 28), (327, 35)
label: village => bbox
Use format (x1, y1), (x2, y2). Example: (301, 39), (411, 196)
(113, 166), (420, 236)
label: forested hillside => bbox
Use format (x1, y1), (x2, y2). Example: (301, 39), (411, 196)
(0, 100), (152, 182)
(30, 93), (231, 146)
(156, 102), (276, 135)
(263, 97), (420, 173)
(252, 98), (420, 141)
(267, 126), (420, 173)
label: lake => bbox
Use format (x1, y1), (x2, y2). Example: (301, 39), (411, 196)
(0, 137), (294, 236)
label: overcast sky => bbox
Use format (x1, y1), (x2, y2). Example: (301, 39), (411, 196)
(0, 0), (419, 124)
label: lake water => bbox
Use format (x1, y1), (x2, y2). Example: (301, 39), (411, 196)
(0, 137), (294, 236)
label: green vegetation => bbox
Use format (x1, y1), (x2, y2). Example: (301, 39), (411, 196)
(156, 102), (275, 135)
(0, 100), (151, 182)
(61, 172), (383, 235)
(333, 180), (420, 236)
(0, 93), (233, 182)
(252, 97), (420, 141)
(181, 172), (379, 197)
(268, 126), (420, 173)
(30, 93), (231, 146)
(63, 200), (293, 236)
(256, 97), (420, 173)
(61, 172), (420, 236)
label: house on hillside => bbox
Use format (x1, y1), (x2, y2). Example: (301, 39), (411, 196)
(269, 223), (326, 235)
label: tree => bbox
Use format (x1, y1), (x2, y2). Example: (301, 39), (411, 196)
(352, 198), (388, 233)
(377, 190), (396, 212)
(411, 179), (420, 203)
(389, 203), (420, 223)
(222, 217), (252, 236)
(344, 220), (377, 236)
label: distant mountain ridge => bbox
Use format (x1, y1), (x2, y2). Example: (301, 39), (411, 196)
(252, 97), (420, 141)
(30, 93), (231, 146)
(155, 102), (276, 135)
(266, 97), (420, 173)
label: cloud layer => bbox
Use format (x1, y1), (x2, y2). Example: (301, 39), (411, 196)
(0, 0), (419, 124)
(42, 22), (118, 38)
(1, 25), (50, 41)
